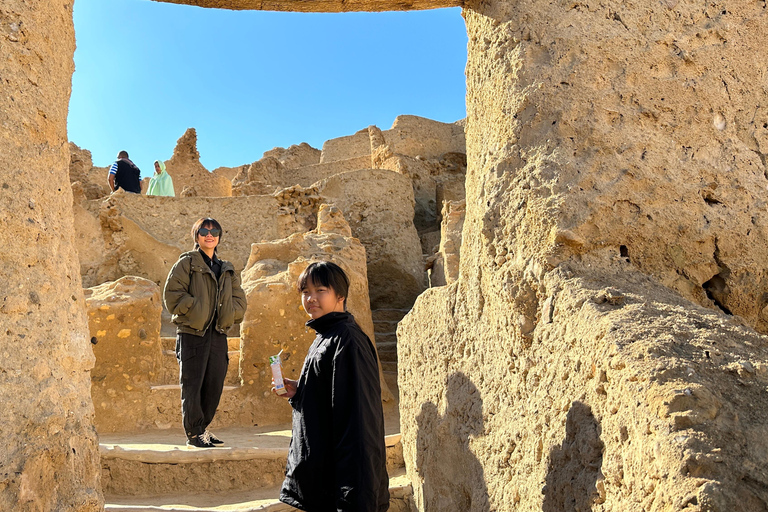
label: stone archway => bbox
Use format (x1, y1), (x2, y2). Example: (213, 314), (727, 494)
(4, 0), (768, 510)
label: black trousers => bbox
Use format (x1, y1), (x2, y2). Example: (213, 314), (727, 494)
(176, 325), (229, 439)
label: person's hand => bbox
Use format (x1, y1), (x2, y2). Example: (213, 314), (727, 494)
(272, 377), (298, 399)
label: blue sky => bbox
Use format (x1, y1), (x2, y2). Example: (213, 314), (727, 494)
(68, 0), (468, 176)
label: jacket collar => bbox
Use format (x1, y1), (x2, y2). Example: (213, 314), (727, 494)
(306, 311), (352, 334)
(185, 250), (233, 273)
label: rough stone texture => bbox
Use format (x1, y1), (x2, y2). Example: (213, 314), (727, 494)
(376, 149), (467, 232)
(401, 265), (768, 510)
(321, 116), (465, 165)
(320, 129), (372, 163)
(237, 210), (392, 425)
(85, 277), (164, 432)
(232, 154), (372, 195)
(166, 128), (232, 197)
(154, 0), (460, 11)
(262, 142), (322, 169)
(74, 189), (320, 287)
(384, 115), (466, 161)
(396, 1), (768, 511)
(314, 169), (426, 309)
(0, 2), (102, 510)
(427, 199), (465, 287)
(69, 143), (110, 200)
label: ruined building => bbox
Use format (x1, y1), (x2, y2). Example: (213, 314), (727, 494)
(2, 1), (768, 511)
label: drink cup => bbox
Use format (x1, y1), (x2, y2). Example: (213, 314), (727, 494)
(270, 354), (287, 395)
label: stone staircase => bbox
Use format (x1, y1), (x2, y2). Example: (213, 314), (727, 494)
(373, 308), (410, 394)
(99, 329), (413, 511)
(100, 428), (411, 511)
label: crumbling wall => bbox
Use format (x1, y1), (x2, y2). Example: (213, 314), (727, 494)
(398, 1), (768, 510)
(69, 143), (110, 200)
(74, 189), (321, 287)
(426, 199), (464, 287)
(166, 128), (232, 197)
(0, 2), (102, 510)
(262, 142), (321, 169)
(236, 205), (391, 425)
(314, 169), (426, 309)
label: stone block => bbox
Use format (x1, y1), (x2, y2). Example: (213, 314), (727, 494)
(237, 221), (392, 426)
(85, 276), (164, 432)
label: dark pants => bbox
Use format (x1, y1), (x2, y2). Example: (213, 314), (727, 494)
(176, 325), (229, 439)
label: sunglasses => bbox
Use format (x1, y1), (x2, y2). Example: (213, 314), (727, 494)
(198, 227), (221, 237)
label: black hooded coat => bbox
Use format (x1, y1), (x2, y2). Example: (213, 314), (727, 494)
(279, 312), (390, 512)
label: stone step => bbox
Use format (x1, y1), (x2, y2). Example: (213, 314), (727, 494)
(100, 427), (405, 497)
(376, 341), (398, 363)
(373, 319), (400, 334)
(104, 468), (413, 512)
(371, 308), (410, 323)
(381, 361), (398, 373)
(375, 332), (397, 346)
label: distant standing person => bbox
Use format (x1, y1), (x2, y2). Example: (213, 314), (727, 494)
(108, 150), (142, 193)
(163, 218), (247, 448)
(146, 159), (175, 196)
(274, 261), (390, 511)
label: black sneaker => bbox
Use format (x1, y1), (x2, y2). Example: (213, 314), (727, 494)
(186, 434), (215, 448)
(205, 430), (224, 445)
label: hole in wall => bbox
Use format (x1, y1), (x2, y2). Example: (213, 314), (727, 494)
(619, 245), (629, 261)
(702, 192), (722, 206)
(702, 273), (732, 315)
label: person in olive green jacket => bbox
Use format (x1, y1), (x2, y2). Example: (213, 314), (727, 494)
(163, 217), (247, 448)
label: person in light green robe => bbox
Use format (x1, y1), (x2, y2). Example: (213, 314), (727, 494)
(147, 160), (175, 197)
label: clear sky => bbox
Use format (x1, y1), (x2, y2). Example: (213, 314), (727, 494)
(68, 0), (468, 177)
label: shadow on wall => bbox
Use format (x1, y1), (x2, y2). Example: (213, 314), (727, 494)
(415, 372), (489, 512)
(542, 401), (605, 511)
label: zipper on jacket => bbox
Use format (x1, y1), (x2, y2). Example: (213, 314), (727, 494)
(198, 262), (219, 335)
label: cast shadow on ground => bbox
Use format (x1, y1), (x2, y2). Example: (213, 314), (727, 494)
(542, 401), (605, 511)
(415, 372), (489, 512)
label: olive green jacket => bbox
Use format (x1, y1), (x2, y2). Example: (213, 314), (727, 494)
(163, 250), (247, 335)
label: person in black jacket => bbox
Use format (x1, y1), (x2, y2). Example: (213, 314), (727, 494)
(274, 261), (389, 512)
(107, 150), (142, 194)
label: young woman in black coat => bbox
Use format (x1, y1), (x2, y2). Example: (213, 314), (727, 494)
(274, 261), (389, 512)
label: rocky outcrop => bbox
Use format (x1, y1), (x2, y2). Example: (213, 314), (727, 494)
(86, 277), (164, 432)
(1, 3), (102, 510)
(166, 128), (232, 197)
(426, 199), (464, 287)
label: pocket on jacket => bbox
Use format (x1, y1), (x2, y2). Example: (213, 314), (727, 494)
(186, 297), (208, 331)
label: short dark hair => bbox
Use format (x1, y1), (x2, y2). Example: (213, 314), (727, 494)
(117, 150), (129, 159)
(191, 217), (223, 252)
(297, 261), (350, 308)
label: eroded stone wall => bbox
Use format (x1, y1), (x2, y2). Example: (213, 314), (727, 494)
(0, 2), (102, 510)
(398, 1), (768, 510)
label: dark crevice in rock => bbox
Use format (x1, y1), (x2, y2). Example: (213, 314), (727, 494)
(703, 241), (732, 315)
(619, 245), (629, 261)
